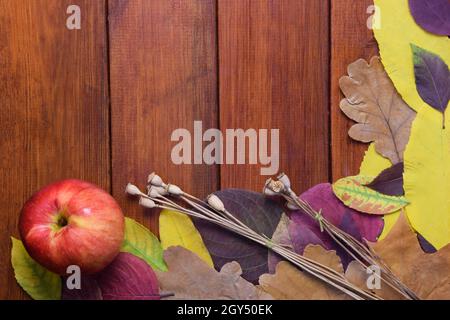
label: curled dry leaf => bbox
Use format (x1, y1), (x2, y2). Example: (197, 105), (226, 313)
(156, 246), (273, 300)
(339, 57), (416, 164)
(349, 212), (450, 299)
(259, 245), (349, 300)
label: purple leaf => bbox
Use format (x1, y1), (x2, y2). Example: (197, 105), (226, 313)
(418, 234), (437, 253)
(409, 0), (450, 36)
(411, 44), (450, 126)
(289, 183), (384, 268)
(62, 253), (160, 300)
(97, 253), (160, 300)
(366, 163), (405, 196)
(194, 189), (283, 284)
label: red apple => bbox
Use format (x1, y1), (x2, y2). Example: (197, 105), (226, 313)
(19, 179), (124, 275)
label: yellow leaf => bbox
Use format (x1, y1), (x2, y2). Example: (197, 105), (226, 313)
(373, 0), (450, 113)
(403, 116), (450, 249)
(159, 210), (213, 267)
(359, 144), (391, 177)
(374, 0), (450, 248)
(11, 237), (61, 300)
(359, 144), (400, 240)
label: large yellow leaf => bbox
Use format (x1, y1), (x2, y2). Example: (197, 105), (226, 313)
(159, 210), (213, 267)
(374, 0), (450, 248)
(373, 0), (450, 113)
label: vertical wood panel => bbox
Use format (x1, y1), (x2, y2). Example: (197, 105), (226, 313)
(218, 0), (330, 192)
(109, 0), (219, 233)
(330, 0), (378, 181)
(0, 0), (109, 299)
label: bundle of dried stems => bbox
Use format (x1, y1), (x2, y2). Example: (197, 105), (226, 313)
(126, 172), (418, 300)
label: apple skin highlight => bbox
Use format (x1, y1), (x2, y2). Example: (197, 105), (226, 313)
(19, 179), (124, 275)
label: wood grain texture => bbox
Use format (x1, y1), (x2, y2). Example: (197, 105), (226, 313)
(0, 0), (109, 299)
(108, 0), (219, 234)
(218, 0), (330, 193)
(330, 0), (379, 181)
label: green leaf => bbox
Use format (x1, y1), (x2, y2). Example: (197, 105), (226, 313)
(120, 217), (167, 271)
(332, 175), (409, 215)
(11, 237), (61, 300)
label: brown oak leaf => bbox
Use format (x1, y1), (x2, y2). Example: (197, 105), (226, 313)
(155, 246), (273, 300)
(259, 245), (349, 300)
(339, 57), (416, 164)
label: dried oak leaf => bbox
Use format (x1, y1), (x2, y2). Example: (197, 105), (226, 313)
(259, 245), (349, 300)
(348, 212), (450, 300)
(339, 57), (416, 164)
(155, 246), (272, 300)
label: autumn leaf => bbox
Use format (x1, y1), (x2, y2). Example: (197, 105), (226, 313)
(339, 56), (416, 164)
(333, 175), (409, 215)
(352, 212), (450, 299)
(344, 261), (403, 300)
(120, 217), (167, 271)
(62, 253), (160, 300)
(411, 45), (450, 127)
(11, 237), (61, 300)
(159, 209), (213, 267)
(267, 214), (292, 273)
(286, 183), (383, 268)
(259, 245), (349, 300)
(366, 162), (404, 196)
(194, 189), (283, 283)
(409, 0), (450, 36)
(372, 2), (450, 249)
(373, 0), (450, 114)
(155, 246), (272, 300)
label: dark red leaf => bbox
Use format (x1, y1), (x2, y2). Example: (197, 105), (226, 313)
(62, 253), (160, 300)
(289, 183), (384, 268)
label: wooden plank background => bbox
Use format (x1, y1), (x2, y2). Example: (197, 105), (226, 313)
(0, 0), (378, 299)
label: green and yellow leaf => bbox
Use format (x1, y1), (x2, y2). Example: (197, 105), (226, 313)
(332, 175), (409, 215)
(120, 217), (167, 271)
(359, 144), (401, 240)
(159, 210), (213, 267)
(11, 237), (61, 300)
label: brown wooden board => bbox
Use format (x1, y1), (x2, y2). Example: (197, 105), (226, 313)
(218, 0), (330, 193)
(108, 0), (219, 235)
(330, 0), (379, 181)
(0, 0), (109, 299)
(0, 0), (386, 300)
